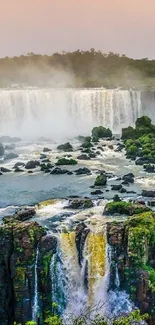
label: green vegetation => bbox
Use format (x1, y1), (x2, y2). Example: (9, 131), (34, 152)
(122, 116), (155, 163)
(56, 158), (77, 166)
(14, 309), (148, 325)
(105, 200), (150, 215)
(92, 126), (112, 139)
(94, 173), (107, 186)
(2, 51), (155, 88)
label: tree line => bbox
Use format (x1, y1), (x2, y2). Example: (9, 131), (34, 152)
(1, 50), (155, 88)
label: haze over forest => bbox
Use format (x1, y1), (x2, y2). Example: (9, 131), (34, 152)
(1, 50), (155, 89)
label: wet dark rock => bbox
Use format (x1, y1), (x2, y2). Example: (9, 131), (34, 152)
(75, 167), (91, 175)
(13, 162), (25, 169)
(77, 154), (90, 160)
(111, 184), (122, 191)
(96, 150), (101, 155)
(108, 145), (114, 150)
(97, 146), (104, 151)
(14, 167), (24, 173)
(89, 152), (96, 158)
(56, 158), (77, 166)
(75, 223), (90, 266)
(25, 160), (40, 169)
(94, 173), (107, 186)
(41, 159), (50, 163)
(148, 200), (155, 207)
(4, 153), (19, 160)
(28, 170), (33, 174)
(43, 147), (51, 152)
(3, 207), (36, 224)
(142, 190), (155, 197)
(119, 187), (127, 193)
(91, 190), (103, 195)
(0, 167), (11, 173)
(57, 142), (73, 152)
(136, 158), (151, 166)
(90, 185), (95, 188)
(50, 167), (69, 174)
(67, 171), (73, 175)
(40, 154), (47, 160)
(68, 198), (93, 209)
(122, 173), (134, 183)
(143, 164), (155, 173)
(5, 144), (15, 150)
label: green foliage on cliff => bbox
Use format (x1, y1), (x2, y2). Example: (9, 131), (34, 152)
(1, 50), (155, 88)
(122, 116), (155, 162)
(22, 310), (148, 325)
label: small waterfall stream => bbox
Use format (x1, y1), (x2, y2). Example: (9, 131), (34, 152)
(32, 246), (40, 322)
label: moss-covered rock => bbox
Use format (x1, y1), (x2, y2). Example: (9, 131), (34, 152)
(38, 234), (57, 320)
(94, 173), (107, 186)
(56, 158), (77, 166)
(68, 198), (93, 209)
(105, 201), (150, 215)
(92, 126), (112, 138)
(107, 210), (155, 321)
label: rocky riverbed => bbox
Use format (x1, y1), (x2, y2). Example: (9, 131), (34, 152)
(0, 121), (155, 324)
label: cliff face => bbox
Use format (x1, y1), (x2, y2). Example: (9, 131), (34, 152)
(107, 212), (155, 324)
(0, 219), (57, 325)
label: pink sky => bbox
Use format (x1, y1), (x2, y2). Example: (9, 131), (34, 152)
(0, 0), (155, 58)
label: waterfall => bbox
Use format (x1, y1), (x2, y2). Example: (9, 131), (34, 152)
(0, 88), (155, 139)
(115, 264), (120, 289)
(32, 247), (39, 322)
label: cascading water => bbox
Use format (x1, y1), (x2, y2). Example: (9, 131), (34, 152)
(50, 227), (134, 322)
(0, 88), (154, 139)
(32, 247), (40, 322)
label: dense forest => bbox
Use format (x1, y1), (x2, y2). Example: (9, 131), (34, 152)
(1, 50), (155, 89)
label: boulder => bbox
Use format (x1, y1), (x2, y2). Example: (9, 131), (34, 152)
(77, 154), (90, 160)
(74, 167), (91, 175)
(13, 162), (25, 169)
(68, 198), (93, 209)
(122, 173), (134, 183)
(25, 160), (40, 169)
(40, 154), (47, 160)
(143, 164), (155, 173)
(3, 207), (36, 224)
(57, 142), (73, 151)
(43, 147), (51, 152)
(14, 167), (24, 173)
(142, 190), (155, 197)
(56, 158), (77, 166)
(94, 173), (107, 186)
(92, 126), (112, 138)
(111, 184), (122, 191)
(0, 167), (11, 173)
(50, 167), (69, 174)
(91, 190), (103, 195)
